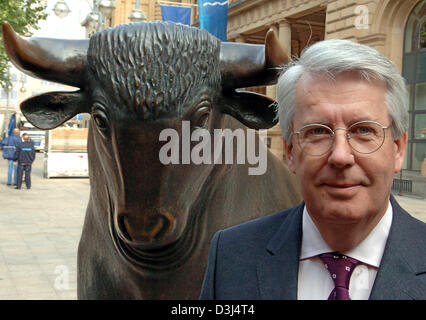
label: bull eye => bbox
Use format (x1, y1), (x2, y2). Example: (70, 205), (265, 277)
(92, 104), (110, 137)
(191, 105), (210, 129)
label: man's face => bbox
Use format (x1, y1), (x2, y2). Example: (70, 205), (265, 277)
(284, 71), (407, 236)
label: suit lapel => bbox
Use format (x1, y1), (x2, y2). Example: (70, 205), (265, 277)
(254, 196), (425, 300)
(256, 203), (304, 300)
(370, 195), (426, 300)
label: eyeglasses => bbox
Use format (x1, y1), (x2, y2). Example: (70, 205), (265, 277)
(290, 120), (391, 156)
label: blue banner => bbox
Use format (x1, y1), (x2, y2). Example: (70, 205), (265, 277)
(198, 0), (228, 41)
(7, 113), (16, 136)
(161, 5), (191, 26)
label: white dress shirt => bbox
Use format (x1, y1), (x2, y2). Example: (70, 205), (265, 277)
(297, 201), (393, 300)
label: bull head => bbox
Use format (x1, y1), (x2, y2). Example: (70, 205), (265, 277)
(2, 21), (289, 131)
(2, 22), (291, 274)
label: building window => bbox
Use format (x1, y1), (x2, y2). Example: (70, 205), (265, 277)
(0, 88), (17, 102)
(403, 0), (426, 170)
(264, 137), (272, 148)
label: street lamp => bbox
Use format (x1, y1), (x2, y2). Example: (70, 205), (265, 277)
(81, 11), (99, 37)
(19, 73), (27, 93)
(81, 0), (116, 36)
(84, 12), (99, 32)
(53, 0), (71, 19)
(2, 65), (13, 137)
(128, 0), (147, 23)
(99, 0), (116, 18)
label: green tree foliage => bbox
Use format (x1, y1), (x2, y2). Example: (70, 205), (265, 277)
(0, 0), (48, 88)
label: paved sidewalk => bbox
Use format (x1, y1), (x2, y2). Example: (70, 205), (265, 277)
(0, 153), (425, 300)
(0, 153), (89, 299)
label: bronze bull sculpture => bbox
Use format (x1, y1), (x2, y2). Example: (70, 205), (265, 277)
(2, 21), (301, 299)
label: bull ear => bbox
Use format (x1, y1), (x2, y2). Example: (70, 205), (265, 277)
(21, 90), (89, 130)
(220, 91), (277, 130)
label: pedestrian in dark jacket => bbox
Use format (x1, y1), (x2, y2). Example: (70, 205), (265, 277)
(14, 133), (36, 190)
(1, 128), (21, 185)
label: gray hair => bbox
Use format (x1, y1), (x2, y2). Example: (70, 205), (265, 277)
(276, 39), (408, 142)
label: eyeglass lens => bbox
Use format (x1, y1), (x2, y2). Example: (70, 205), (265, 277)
(297, 121), (386, 156)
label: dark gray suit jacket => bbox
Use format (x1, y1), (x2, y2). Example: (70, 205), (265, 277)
(199, 195), (426, 299)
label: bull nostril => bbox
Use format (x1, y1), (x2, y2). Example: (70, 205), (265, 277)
(146, 215), (171, 240)
(146, 217), (163, 238)
(118, 215), (133, 242)
(118, 214), (173, 245)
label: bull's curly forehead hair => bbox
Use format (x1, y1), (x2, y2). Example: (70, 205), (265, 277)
(87, 21), (221, 120)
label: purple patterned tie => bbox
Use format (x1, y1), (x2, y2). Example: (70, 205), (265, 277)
(319, 252), (362, 300)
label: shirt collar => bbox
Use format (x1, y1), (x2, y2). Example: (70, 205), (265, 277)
(300, 201), (393, 268)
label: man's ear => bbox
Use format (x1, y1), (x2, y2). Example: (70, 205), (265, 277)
(394, 132), (408, 174)
(283, 138), (296, 174)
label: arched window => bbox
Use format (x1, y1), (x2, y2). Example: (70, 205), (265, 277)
(403, 0), (426, 171)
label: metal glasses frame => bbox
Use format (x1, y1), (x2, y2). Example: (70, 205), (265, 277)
(290, 120), (392, 156)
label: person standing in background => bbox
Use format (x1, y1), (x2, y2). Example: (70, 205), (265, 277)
(1, 128), (21, 186)
(14, 133), (35, 190)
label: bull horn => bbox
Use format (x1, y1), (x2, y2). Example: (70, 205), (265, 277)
(220, 29), (290, 90)
(265, 28), (291, 69)
(2, 21), (89, 88)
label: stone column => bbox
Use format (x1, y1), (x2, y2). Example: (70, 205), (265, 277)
(278, 20), (292, 54)
(266, 21), (291, 100)
(267, 20), (292, 162)
(147, 0), (155, 21)
(266, 25), (278, 100)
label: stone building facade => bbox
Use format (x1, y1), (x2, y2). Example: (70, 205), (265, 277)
(224, 0), (425, 170)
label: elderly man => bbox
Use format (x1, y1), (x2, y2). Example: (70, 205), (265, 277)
(200, 39), (426, 300)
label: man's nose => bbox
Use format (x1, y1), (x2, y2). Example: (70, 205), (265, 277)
(327, 129), (355, 168)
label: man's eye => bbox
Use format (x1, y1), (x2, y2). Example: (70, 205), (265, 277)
(307, 127), (327, 136)
(360, 127), (372, 134)
(353, 126), (373, 135)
